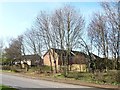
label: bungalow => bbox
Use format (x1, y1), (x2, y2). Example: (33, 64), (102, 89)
(15, 54), (43, 68)
(43, 48), (89, 72)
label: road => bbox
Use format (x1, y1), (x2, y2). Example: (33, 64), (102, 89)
(0, 73), (105, 90)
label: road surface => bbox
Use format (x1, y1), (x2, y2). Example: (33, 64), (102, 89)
(0, 73), (105, 90)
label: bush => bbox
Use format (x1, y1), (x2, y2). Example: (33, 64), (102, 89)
(107, 70), (120, 84)
(2, 65), (11, 70)
(92, 70), (120, 84)
(38, 65), (51, 73)
(66, 72), (93, 80)
(28, 65), (51, 74)
(10, 65), (21, 72)
(66, 72), (78, 78)
(42, 65), (51, 72)
(2, 65), (20, 72)
(29, 67), (39, 72)
(60, 66), (68, 77)
(93, 73), (107, 83)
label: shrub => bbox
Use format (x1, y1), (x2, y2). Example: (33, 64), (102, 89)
(66, 72), (93, 80)
(10, 65), (20, 72)
(93, 72), (107, 83)
(38, 65), (51, 73)
(66, 72), (77, 78)
(43, 65), (51, 72)
(2, 65), (11, 70)
(29, 66), (42, 74)
(28, 65), (51, 74)
(107, 70), (120, 84)
(29, 67), (39, 72)
(61, 66), (68, 77)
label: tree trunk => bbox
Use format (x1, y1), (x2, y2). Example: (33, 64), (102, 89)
(49, 51), (53, 72)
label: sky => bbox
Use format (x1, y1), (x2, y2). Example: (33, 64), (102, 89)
(0, 1), (103, 45)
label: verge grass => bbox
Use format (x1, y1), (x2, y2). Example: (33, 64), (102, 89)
(0, 85), (17, 90)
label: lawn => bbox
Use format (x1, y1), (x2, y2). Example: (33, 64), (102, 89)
(0, 85), (17, 90)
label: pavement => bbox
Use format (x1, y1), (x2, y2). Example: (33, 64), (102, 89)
(0, 73), (108, 90)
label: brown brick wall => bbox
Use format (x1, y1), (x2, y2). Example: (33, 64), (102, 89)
(43, 49), (87, 72)
(43, 49), (59, 70)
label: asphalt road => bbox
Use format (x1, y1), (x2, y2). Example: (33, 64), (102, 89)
(0, 73), (106, 90)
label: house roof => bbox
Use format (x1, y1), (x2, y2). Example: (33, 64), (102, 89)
(15, 54), (42, 61)
(43, 48), (88, 64)
(43, 48), (102, 64)
(43, 48), (87, 57)
(21, 54), (42, 61)
(90, 53), (101, 60)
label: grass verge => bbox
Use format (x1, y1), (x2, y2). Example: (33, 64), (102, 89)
(0, 84), (17, 90)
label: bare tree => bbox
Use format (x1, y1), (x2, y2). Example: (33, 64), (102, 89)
(88, 2), (120, 70)
(101, 2), (120, 69)
(88, 12), (109, 71)
(23, 29), (37, 55)
(34, 5), (85, 73)
(4, 36), (22, 65)
(51, 5), (85, 73)
(36, 11), (53, 72)
(0, 38), (4, 63)
(23, 27), (44, 70)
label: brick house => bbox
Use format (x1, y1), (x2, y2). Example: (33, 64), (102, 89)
(43, 48), (88, 72)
